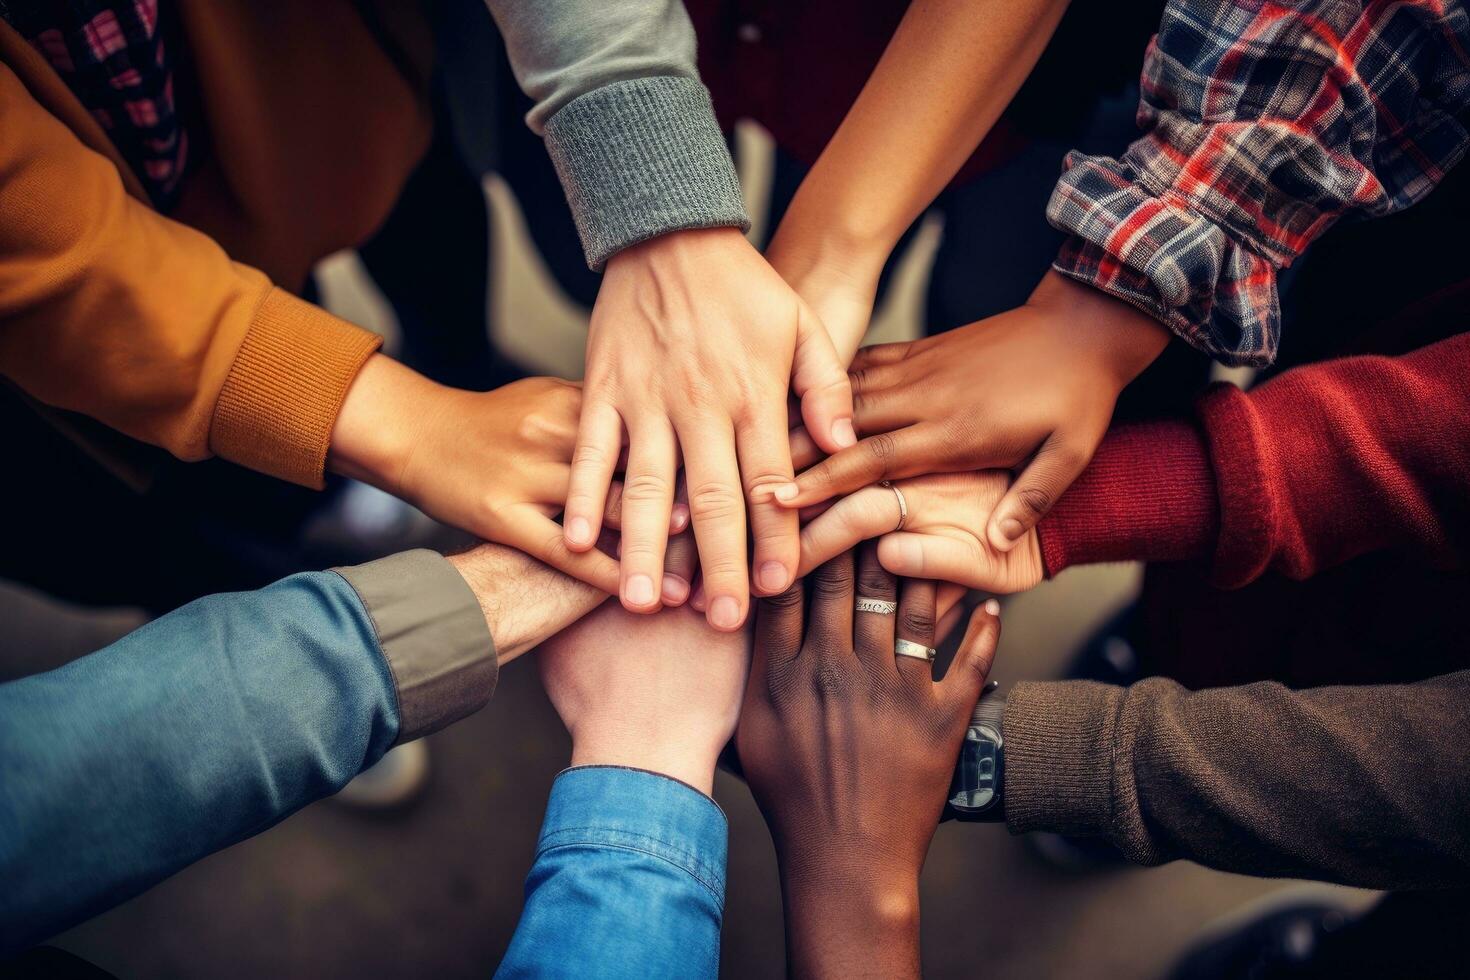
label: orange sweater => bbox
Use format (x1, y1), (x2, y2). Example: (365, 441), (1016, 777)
(0, 2), (434, 487)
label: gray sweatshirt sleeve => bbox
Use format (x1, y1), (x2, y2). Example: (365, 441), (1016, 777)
(484, 0), (749, 270)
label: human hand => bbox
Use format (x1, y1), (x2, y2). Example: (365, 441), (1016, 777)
(737, 545), (1001, 979)
(562, 227), (855, 631)
(774, 271), (1169, 552)
(538, 601), (751, 796)
(329, 357), (687, 600)
(766, 226), (884, 367)
(797, 472), (1043, 594)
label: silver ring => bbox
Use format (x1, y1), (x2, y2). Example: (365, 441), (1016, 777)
(855, 596), (897, 615)
(894, 638), (937, 663)
(880, 480), (908, 532)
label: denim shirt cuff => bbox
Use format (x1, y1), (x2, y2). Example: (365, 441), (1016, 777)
(539, 765), (728, 906)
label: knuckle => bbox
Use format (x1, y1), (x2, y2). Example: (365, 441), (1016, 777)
(763, 586), (804, 611)
(867, 431), (900, 473)
(572, 444), (610, 469)
(745, 472), (794, 499)
(900, 607), (935, 638)
(811, 661), (854, 699)
(688, 480), (743, 522)
(810, 568), (854, 601)
(857, 565), (894, 597)
(621, 473), (673, 503)
(1016, 485), (1053, 517)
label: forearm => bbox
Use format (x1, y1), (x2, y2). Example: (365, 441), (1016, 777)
(1039, 330), (1470, 587)
(770, 0), (1069, 338)
(483, 0), (747, 269)
(780, 864), (922, 979)
(1004, 670), (1470, 889)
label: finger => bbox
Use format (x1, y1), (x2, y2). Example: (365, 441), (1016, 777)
(848, 381), (913, 437)
(676, 416), (750, 632)
(617, 417), (678, 612)
(936, 599), (966, 647)
(512, 508), (621, 594)
(780, 426), (928, 509)
(563, 400), (623, 551)
(852, 541), (897, 672)
(850, 338), (918, 369)
(690, 576), (707, 613)
(792, 305), (858, 454)
(878, 532), (986, 590)
(737, 411), (799, 597)
(662, 530), (698, 606)
(753, 581), (805, 678)
(601, 481), (689, 534)
(987, 433), (1089, 553)
(941, 599), (1002, 712)
(788, 426), (823, 472)
(797, 485), (900, 578)
(894, 578), (938, 685)
(936, 582), (968, 626)
(807, 548), (855, 658)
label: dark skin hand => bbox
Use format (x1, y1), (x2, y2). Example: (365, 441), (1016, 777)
(770, 271), (1170, 553)
(737, 544), (1002, 979)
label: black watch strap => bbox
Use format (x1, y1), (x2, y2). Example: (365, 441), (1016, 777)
(944, 684), (1005, 823)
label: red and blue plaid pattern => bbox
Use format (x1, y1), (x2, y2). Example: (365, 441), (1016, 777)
(9, 0), (187, 208)
(1047, 0), (1470, 366)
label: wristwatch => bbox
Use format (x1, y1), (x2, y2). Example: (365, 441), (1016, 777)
(943, 682), (1004, 823)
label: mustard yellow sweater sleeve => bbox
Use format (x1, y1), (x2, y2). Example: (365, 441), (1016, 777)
(0, 63), (380, 488)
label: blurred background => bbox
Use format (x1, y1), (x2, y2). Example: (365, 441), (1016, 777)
(13, 0), (1470, 974)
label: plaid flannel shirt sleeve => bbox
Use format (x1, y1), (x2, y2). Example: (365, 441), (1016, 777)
(1046, 0), (1470, 367)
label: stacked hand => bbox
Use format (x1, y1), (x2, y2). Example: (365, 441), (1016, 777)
(772, 270), (1169, 553)
(562, 228), (856, 632)
(738, 545), (1002, 978)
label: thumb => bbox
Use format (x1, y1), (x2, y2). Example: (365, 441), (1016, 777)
(941, 600), (1001, 710)
(987, 434), (1088, 553)
(792, 304), (857, 454)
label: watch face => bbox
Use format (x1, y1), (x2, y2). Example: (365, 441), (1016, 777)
(948, 722), (1002, 814)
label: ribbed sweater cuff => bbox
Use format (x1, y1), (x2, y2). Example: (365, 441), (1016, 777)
(544, 76), (750, 270)
(210, 288), (381, 489)
(1003, 680), (1126, 838)
(1037, 420), (1218, 576)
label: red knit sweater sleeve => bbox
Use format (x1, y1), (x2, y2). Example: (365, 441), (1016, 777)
(1039, 330), (1470, 588)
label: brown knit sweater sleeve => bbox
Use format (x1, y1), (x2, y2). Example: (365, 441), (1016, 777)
(1004, 671), (1470, 889)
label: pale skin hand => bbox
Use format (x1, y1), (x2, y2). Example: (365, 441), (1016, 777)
(445, 544), (607, 666)
(538, 602), (752, 795)
(327, 356), (689, 603)
(797, 472), (1044, 594)
(767, 0), (1073, 362)
(563, 227), (855, 632)
(775, 272), (1171, 551)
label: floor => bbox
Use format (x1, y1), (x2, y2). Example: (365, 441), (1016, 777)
(39, 130), (1377, 977)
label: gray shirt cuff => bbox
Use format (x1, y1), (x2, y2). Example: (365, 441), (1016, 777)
(544, 75), (750, 270)
(333, 550), (496, 745)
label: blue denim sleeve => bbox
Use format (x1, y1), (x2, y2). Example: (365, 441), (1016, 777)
(0, 571), (399, 952)
(496, 766), (728, 980)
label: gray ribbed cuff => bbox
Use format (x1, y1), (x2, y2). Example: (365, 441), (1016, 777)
(544, 75), (750, 270)
(333, 550), (496, 745)
(1003, 680), (1125, 838)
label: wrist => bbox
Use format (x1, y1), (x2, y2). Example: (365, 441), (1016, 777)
(327, 354), (445, 496)
(569, 734), (720, 797)
(446, 546), (607, 666)
(780, 861), (922, 979)
(1027, 270), (1171, 386)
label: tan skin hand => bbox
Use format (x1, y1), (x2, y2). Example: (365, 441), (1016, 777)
(330, 358), (688, 603)
(562, 227), (854, 632)
(797, 471), (1044, 594)
(773, 272), (1170, 553)
(737, 546), (1001, 979)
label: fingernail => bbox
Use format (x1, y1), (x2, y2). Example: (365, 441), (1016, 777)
(671, 504), (690, 531)
(710, 596), (742, 630)
(566, 516), (592, 546)
(662, 574), (689, 604)
(998, 518), (1024, 542)
(758, 561), (788, 593)
(832, 418), (857, 448)
(984, 598), (1001, 617)
(772, 483), (799, 503)
(625, 574), (655, 607)
(691, 584), (707, 611)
